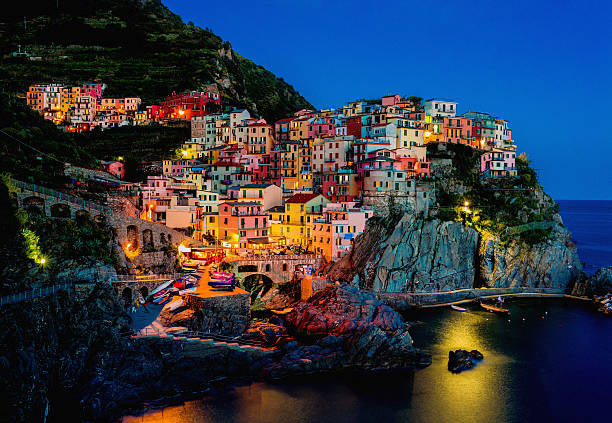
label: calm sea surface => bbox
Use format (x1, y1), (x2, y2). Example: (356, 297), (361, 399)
(122, 201), (612, 423)
(558, 200), (612, 275)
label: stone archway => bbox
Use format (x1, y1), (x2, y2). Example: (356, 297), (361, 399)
(142, 229), (154, 250)
(121, 287), (132, 308)
(50, 203), (71, 218)
(23, 196), (45, 214)
(126, 225), (139, 250)
(139, 286), (149, 301)
(160, 233), (167, 245)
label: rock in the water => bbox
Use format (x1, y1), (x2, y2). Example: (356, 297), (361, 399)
(448, 349), (484, 373)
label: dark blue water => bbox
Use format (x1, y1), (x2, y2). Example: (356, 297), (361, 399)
(558, 200), (612, 275)
(123, 300), (612, 423)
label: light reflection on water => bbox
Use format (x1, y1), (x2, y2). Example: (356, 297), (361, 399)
(122, 300), (612, 423)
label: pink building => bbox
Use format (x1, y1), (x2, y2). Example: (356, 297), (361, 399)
(308, 117), (336, 138)
(102, 161), (125, 179)
(312, 202), (373, 261)
(480, 149), (517, 177)
(81, 83), (105, 99)
(218, 201), (269, 253)
(381, 94), (401, 106)
(238, 154), (263, 174)
(218, 145), (245, 163)
(162, 159), (197, 177)
(442, 116), (476, 147)
(397, 157), (430, 176)
(311, 136), (353, 173)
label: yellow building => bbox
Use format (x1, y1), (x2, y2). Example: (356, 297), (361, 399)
(423, 122), (444, 144)
(200, 213), (219, 240)
(280, 141), (300, 189)
(289, 118), (309, 141)
(272, 193), (329, 247)
(298, 139), (313, 190)
(60, 86), (81, 113)
(397, 127), (425, 148)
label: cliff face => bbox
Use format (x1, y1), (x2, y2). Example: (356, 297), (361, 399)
(331, 213), (583, 294)
(479, 225), (582, 289)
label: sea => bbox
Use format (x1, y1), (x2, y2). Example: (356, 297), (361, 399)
(121, 200), (612, 423)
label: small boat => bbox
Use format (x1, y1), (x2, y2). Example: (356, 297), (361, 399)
(178, 287), (196, 295)
(210, 273), (233, 279)
(480, 302), (509, 314)
(152, 293), (171, 304)
(149, 280), (173, 296)
(451, 304), (467, 312)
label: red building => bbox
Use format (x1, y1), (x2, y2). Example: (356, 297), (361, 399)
(149, 90), (221, 120)
(346, 116), (362, 138)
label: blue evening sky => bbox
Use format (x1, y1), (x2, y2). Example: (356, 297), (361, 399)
(164, 0), (612, 200)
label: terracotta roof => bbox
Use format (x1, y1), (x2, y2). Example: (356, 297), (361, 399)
(285, 193), (323, 204)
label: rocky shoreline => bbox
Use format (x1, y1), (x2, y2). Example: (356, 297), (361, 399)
(67, 284), (430, 422)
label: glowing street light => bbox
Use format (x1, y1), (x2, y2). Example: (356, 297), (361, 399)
(182, 150), (189, 156)
(178, 109), (185, 116)
(40, 258), (46, 264)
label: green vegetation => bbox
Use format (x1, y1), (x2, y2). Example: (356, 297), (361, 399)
(0, 93), (97, 186)
(1, 0), (313, 122)
(430, 143), (557, 246)
(75, 124), (190, 180)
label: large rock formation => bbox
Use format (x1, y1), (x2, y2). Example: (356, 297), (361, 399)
(261, 285), (431, 379)
(479, 225), (582, 289)
(588, 266), (612, 295)
(371, 215), (479, 292)
(329, 213), (583, 295)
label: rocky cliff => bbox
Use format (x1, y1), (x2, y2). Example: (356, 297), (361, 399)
(588, 266), (612, 295)
(329, 213), (583, 295)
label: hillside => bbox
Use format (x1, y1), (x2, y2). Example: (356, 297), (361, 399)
(0, 93), (98, 186)
(0, 0), (313, 122)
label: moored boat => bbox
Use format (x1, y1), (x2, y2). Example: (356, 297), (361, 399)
(480, 302), (509, 314)
(451, 304), (467, 312)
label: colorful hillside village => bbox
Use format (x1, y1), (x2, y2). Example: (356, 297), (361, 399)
(25, 86), (518, 261)
(26, 82), (220, 131)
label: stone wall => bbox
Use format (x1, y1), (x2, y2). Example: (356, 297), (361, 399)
(132, 251), (176, 274)
(108, 213), (202, 250)
(362, 181), (434, 217)
(184, 293), (251, 336)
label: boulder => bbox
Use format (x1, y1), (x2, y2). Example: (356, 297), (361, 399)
(448, 349), (483, 373)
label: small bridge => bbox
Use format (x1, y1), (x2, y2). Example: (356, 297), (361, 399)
(228, 254), (324, 284)
(111, 273), (184, 307)
(13, 179), (109, 219)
